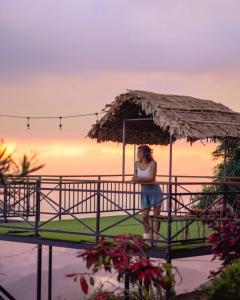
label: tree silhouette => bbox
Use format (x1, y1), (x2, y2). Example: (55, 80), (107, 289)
(196, 138), (240, 208)
(0, 140), (44, 183)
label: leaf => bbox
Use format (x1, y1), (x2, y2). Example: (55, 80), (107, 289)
(162, 263), (172, 273)
(65, 273), (75, 278)
(79, 276), (88, 294)
(143, 287), (150, 300)
(89, 276), (95, 286)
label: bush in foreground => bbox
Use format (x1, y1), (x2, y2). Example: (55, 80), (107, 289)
(208, 215), (240, 276)
(67, 234), (175, 300)
(204, 261), (240, 300)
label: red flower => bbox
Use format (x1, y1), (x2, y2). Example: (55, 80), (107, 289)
(208, 215), (240, 276)
(208, 234), (218, 243)
(80, 276), (88, 295)
(96, 291), (112, 300)
(67, 234), (168, 295)
(65, 273), (75, 278)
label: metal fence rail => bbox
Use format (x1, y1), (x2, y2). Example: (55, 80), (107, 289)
(1, 175), (240, 245)
(2, 174), (240, 300)
(0, 285), (16, 300)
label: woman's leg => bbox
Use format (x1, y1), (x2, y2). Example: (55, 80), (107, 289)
(153, 203), (162, 234)
(142, 208), (151, 234)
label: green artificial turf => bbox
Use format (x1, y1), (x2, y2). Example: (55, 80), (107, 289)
(0, 215), (212, 251)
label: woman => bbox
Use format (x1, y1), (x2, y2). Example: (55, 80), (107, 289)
(132, 145), (163, 240)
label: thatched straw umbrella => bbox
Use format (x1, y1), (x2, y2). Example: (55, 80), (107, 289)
(88, 90), (240, 176)
(88, 90), (240, 145)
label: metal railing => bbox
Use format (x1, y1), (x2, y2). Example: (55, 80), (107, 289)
(0, 174), (240, 246)
(0, 285), (16, 300)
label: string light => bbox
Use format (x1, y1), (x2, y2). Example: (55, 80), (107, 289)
(59, 116), (62, 130)
(95, 112), (99, 122)
(27, 117), (30, 129)
(0, 111), (104, 130)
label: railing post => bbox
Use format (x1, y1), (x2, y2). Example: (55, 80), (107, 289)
(96, 176), (101, 243)
(133, 183), (136, 214)
(223, 138), (228, 214)
(167, 181), (173, 261)
(122, 120), (126, 181)
(36, 244), (42, 300)
(174, 176), (177, 215)
(59, 176), (62, 221)
(48, 246), (53, 300)
(35, 179), (41, 237)
(3, 180), (8, 223)
(166, 133), (173, 300)
(26, 177), (30, 220)
(223, 179), (228, 217)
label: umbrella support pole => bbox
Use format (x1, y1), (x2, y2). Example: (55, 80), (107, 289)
(122, 118), (153, 181)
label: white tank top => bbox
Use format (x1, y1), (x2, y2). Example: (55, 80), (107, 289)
(136, 163), (151, 178)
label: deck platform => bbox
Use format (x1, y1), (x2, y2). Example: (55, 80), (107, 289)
(1, 174), (238, 260)
(1, 174), (238, 300)
(0, 216), (212, 259)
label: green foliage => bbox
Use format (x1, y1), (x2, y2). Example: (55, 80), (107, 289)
(0, 139), (44, 182)
(195, 139), (240, 208)
(208, 216), (240, 275)
(89, 287), (164, 300)
(205, 261), (240, 300)
(67, 234), (174, 300)
(0, 140), (17, 181)
(212, 139), (240, 180)
(17, 153), (44, 176)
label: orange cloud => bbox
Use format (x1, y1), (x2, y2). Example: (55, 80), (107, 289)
(3, 138), (217, 177)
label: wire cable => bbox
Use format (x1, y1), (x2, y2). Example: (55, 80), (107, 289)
(0, 111), (105, 129)
(0, 245), (37, 259)
(0, 112), (104, 119)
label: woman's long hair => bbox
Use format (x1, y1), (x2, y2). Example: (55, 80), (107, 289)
(138, 145), (153, 163)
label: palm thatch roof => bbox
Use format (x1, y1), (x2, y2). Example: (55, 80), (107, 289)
(88, 90), (240, 145)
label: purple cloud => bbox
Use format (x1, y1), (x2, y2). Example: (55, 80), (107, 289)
(1, 0), (240, 81)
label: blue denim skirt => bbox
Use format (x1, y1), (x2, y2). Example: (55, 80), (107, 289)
(141, 184), (163, 209)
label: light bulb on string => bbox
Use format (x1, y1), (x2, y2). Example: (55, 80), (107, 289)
(95, 113), (99, 123)
(26, 117), (30, 129)
(0, 110), (104, 131)
(59, 116), (62, 130)
(95, 113), (100, 136)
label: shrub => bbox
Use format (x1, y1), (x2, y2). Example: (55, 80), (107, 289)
(194, 139), (240, 209)
(0, 139), (44, 182)
(67, 234), (174, 300)
(205, 261), (240, 300)
(208, 215), (240, 275)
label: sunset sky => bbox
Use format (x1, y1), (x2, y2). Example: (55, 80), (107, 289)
(1, 0), (240, 176)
